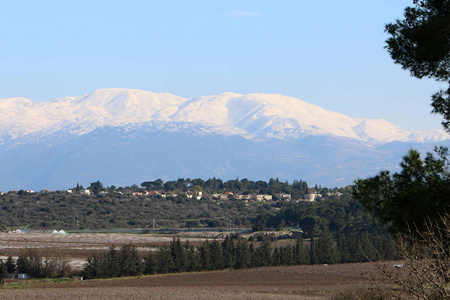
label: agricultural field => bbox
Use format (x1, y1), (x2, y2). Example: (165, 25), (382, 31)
(0, 263), (390, 299)
(0, 232), (216, 270)
(0, 231), (405, 299)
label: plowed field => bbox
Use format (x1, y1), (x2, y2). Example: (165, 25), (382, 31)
(0, 263), (386, 299)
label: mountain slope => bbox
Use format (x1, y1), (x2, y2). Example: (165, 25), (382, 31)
(1, 88), (449, 144)
(0, 88), (449, 190)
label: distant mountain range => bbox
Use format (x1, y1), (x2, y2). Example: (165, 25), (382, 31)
(1, 88), (449, 190)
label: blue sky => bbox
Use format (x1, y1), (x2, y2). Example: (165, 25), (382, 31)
(0, 0), (445, 131)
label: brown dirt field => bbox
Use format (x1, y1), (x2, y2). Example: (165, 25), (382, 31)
(0, 232), (210, 261)
(0, 263), (388, 300)
(0, 232), (219, 270)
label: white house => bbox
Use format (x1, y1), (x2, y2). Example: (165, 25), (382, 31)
(256, 194), (272, 202)
(80, 189), (91, 195)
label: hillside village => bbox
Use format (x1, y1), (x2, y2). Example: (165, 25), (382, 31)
(1, 180), (345, 203)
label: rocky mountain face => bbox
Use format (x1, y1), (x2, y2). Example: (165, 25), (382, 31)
(1, 88), (449, 190)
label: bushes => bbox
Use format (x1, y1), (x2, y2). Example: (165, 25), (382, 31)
(377, 214), (450, 299)
(15, 248), (71, 278)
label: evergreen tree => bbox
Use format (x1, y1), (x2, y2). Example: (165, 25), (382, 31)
(315, 228), (339, 264)
(184, 241), (201, 272)
(143, 252), (156, 275)
(272, 247), (281, 266)
(208, 239), (223, 270)
(281, 244), (295, 266)
(0, 259), (8, 278)
(385, 0), (450, 130)
(84, 253), (102, 279)
(105, 245), (120, 277)
(309, 231), (318, 265)
(221, 236), (235, 269)
(354, 148), (450, 235)
(199, 241), (212, 271)
(5, 256), (16, 274)
(256, 237), (272, 267)
(170, 237), (187, 272)
(234, 238), (249, 269)
(156, 245), (175, 274)
(120, 243), (143, 276)
(294, 235), (310, 265)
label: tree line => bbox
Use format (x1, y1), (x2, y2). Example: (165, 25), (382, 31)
(75, 177), (312, 198)
(0, 248), (71, 279)
(83, 234), (398, 280)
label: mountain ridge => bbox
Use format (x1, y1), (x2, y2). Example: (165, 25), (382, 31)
(1, 88), (448, 145)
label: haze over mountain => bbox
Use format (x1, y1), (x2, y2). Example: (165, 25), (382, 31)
(0, 88), (449, 190)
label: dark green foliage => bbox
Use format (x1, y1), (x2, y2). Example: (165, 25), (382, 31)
(84, 244), (143, 279)
(385, 0), (450, 130)
(315, 228), (339, 264)
(0, 260), (8, 278)
(184, 241), (200, 272)
(83, 229), (400, 280)
(119, 243), (143, 276)
(198, 241), (211, 271)
(143, 252), (156, 275)
(221, 236), (235, 269)
(208, 239), (224, 270)
(14, 248), (70, 278)
(309, 232), (318, 265)
(294, 235), (310, 265)
(170, 237), (186, 272)
(104, 246), (120, 277)
(141, 179), (163, 191)
(353, 148), (450, 234)
(155, 245), (175, 274)
(88, 180), (105, 196)
(17, 248), (43, 278)
(255, 237), (272, 267)
(5, 256), (16, 274)
(251, 196), (384, 238)
(234, 238), (249, 269)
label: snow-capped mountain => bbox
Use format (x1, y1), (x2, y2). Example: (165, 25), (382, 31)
(0, 88), (449, 190)
(1, 88), (448, 144)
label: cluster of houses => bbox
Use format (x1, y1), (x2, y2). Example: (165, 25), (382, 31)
(1, 188), (344, 203)
(63, 189), (343, 202)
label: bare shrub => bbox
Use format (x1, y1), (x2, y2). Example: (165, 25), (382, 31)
(377, 214), (449, 300)
(332, 214), (450, 300)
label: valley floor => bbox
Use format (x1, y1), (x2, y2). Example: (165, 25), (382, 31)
(0, 263), (389, 300)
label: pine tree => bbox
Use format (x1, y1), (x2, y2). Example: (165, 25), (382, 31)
(234, 238), (249, 269)
(184, 241), (201, 272)
(316, 228), (339, 264)
(156, 245), (175, 274)
(256, 237), (272, 267)
(281, 244), (295, 266)
(199, 241), (212, 271)
(0, 259), (8, 278)
(144, 252), (156, 275)
(272, 248), (281, 266)
(208, 239), (224, 270)
(295, 235), (310, 265)
(105, 245), (120, 277)
(120, 243), (143, 276)
(170, 237), (187, 272)
(309, 231), (318, 265)
(5, 256), (16, 274)
(221, 236), (235, 269)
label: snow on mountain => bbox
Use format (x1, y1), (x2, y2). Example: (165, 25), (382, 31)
(352, 119), (412, 143)
(0, 88), (449, 144)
